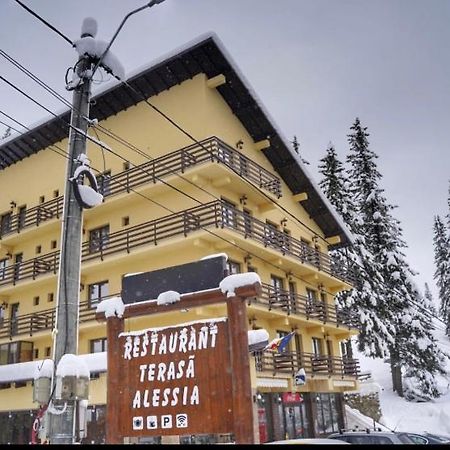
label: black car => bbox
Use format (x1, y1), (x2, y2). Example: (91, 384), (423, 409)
(404, 432), (450, 445)
(328, 429), (415, 444)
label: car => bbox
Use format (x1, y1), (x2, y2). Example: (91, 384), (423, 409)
(328, 429), (416, 444)
(403, 432), (450, 445)
(265, 438), (349, 445)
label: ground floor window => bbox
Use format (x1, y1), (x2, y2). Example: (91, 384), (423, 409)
(314, 392), (343, 436)
(0, 410), (35, 444)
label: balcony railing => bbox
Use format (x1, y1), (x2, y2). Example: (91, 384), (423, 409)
(0, 297), (115, 340)
(0, 137), (282, 239)
(254, 350), (360, 378)
(249, 283), (360, 329)
(0, 200), (356, 288)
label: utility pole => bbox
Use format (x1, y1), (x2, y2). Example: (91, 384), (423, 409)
(49, 24), (93, 445)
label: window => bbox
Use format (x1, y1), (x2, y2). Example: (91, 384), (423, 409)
(17, 206), (26, 230)
(264, 221), (279, 248)
(221, 199), (237, 228)
(122, 216), (130, 226)
(34, 348), (39, 359)
(312, 337), (323, 356)
(270, 275), (286, 308)
(0, 258), (8, 281)
(88, 280), (109, 307)
(0, 212), (11, 236)
(90, 338), (107, 353)
(53, 189), (59, 198)
(13, 253), (23, 282)
(227, 260), (241, 275)
(288, 281), (297, 313)
(39, 196), (45, 204)
(123, 161), (130, 171)
(36, 245), (42, 254)
(243, 208), (253, 237)
(51, 240), (57, 249)
(10, 303), (19, 336)
(33, 296), (40, 306)
(45, 347), (51, 357)
(0, 341), (33, 365)
(89, 225), (110, 253)
(306, 288), (318, 315)
(47, 293), (54, 303)
(96, 170), (111, 196)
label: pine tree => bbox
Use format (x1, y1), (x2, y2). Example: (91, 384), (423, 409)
(318, 138), (394, 359)
(291, 135), (310, 165)
(1, 126), (11, 140)
(345, 118), (445, 399)
(424, 283), (437, 316)
(433, 215), (450, 336)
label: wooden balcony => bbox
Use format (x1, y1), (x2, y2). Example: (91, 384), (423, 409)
(249, 283), (360, 330)
(254, 350), (360, 378)
(0, 297), (114, 340)
(0, 137), (282, 239)
(0, 200), (357, 289)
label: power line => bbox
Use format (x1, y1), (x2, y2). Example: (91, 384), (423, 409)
(1, 53), (446, 334)
(13, 0), (74, 46)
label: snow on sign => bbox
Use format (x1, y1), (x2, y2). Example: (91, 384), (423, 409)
(118, 318), (233, 437)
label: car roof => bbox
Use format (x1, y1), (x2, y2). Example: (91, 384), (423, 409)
(267, 438), (349, 444)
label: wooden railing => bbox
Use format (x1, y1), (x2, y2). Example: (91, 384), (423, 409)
(249, 283), (360, 329)
(0, 200), (357, 288)
(0, 296), (117, 340)
(0, 137), (282, 239)
(254, 350), (360, 378)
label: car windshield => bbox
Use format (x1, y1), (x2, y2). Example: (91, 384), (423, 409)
(397, 433), (416, 444)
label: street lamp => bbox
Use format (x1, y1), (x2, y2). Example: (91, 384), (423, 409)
(90, 0), (167, 81)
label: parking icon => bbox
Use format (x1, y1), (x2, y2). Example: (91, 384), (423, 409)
(161, 414), (173, 429)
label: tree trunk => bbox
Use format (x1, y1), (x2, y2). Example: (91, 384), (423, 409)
(389, 345), (404, 397)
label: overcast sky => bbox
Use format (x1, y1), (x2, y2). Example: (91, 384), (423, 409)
(1, 0), (449, 303)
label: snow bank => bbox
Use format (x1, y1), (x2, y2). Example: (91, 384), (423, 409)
(34, 359), (54, 380)
(248, 329), (269, 346)
(219, 272), (261, 297)
(56, 354), (90, 378)
(96, 296), (125, 318)
(157, 290), (181, 305)
(200, 253), (228, 261)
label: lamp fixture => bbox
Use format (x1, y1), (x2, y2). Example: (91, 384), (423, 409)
(10, 201), (16, 209)
(239, 195), (247, 206)
(1, 301), (8, 309)
(280, 218), (288, 227)
(235, 139), (244, 150)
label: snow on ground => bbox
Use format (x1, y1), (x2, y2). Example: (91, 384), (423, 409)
(352, 318), (450, 435)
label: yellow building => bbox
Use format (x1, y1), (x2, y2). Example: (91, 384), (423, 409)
(0, 33), (360, 444)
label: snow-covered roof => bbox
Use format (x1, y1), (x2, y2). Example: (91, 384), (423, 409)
(0, 32), (353, 247)
(0, 353), (107, 384)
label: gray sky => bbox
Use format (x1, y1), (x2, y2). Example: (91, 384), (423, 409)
(1, 0), (449, 302)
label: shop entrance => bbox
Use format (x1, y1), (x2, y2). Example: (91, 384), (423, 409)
(282, 393), (310, 439)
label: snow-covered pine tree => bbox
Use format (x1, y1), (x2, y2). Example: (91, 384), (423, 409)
(1, 126), (11, 140)
(346, 117), (445, 400)
(433, 215), (450, 337)
(424, 282), (437, 316)
(318, 139), (393, 359)
(291, 135), (310, 165)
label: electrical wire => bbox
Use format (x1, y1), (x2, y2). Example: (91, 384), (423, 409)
(13, 0), (74, 46)
(1, 54), (447, 334)
(1, 43), (447, 332)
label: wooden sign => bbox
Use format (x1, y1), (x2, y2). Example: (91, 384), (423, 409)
(118, 318), (233, 437)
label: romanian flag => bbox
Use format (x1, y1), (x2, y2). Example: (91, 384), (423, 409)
(264, 331), (295, 352)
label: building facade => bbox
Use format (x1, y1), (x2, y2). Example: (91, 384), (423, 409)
(0, 34), (360, 444)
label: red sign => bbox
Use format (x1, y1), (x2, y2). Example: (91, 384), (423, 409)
(118, 319), (233, 437)
(282, 392), (303, 403)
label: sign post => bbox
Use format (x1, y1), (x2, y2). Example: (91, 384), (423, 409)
(96, 279), (261, 444)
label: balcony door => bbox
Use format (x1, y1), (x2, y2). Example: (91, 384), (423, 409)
(10, 303), (19, 336)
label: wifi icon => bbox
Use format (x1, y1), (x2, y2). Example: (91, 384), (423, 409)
(176, 413), (188, 428)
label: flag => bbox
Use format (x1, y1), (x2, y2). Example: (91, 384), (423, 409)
(264, 331), (295, 352)
(295, 368), (307, 386)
